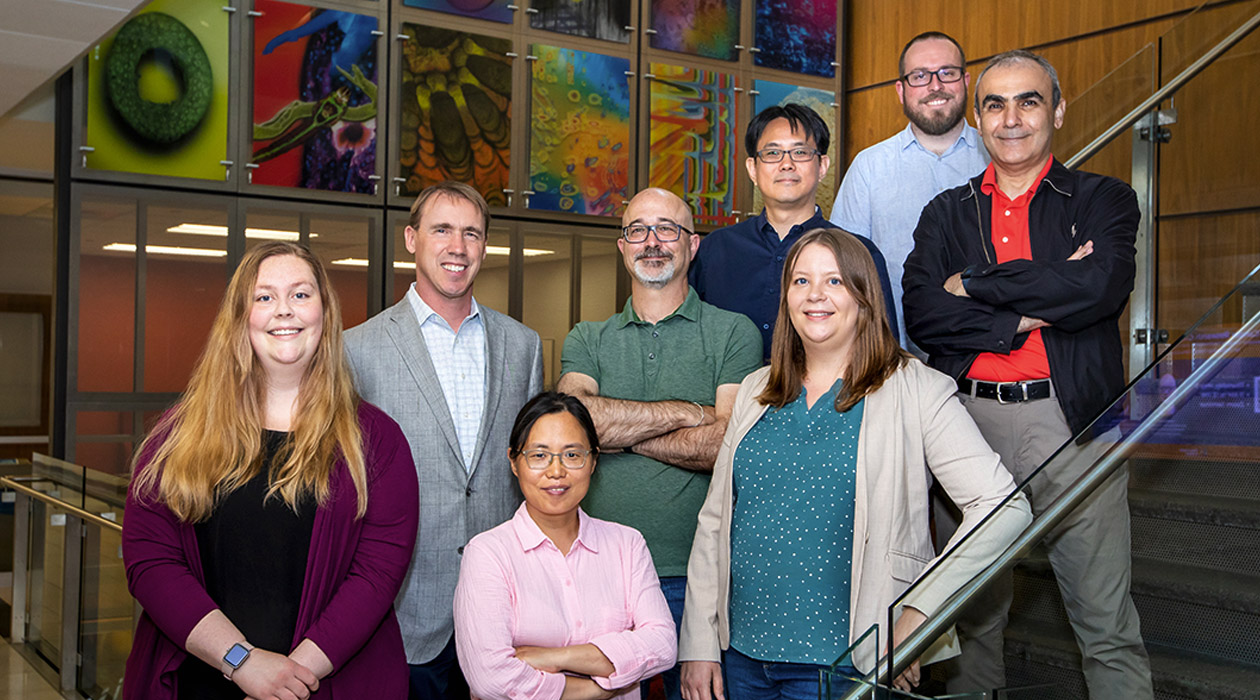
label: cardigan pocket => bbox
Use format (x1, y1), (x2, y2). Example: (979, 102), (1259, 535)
(887, 550), (931, 583)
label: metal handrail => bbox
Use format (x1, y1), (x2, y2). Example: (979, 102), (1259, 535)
(0, 475), (122, 533)
(1065, 4), (1260, 168)
(840, 305), (1260, 698)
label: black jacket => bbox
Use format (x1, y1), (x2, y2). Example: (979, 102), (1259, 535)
(902, 158), (1138, 435)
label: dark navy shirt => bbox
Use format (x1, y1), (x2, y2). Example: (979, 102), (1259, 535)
(689, 208), (899, 359)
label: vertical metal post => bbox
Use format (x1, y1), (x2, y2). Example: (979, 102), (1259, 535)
(60, 514), (83, 691)
(11, 494), (30, 643)
(1129, 111), (1159, 381)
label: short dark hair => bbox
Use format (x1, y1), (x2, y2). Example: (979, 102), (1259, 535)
(408, 181), (491, 234)
(509, 392), (600, 457)
(898, 31), (966, 77)
(745, 103), (830, 157)
(975, 49), (1062, 113)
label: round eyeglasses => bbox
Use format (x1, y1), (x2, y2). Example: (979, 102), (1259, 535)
(518, 448), (596, 470)
(754, 147), (821, 163)
(900, 66), (964, 88)
(621, 222), (692, 243)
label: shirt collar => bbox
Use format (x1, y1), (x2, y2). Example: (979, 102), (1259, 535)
(509, 502), (599, 554)
(754, 206), (828, 240)
(614, 287), (702, 328)
(979, 156), (1054, 205)
(898, 122), (979, 154)
(406, 282), (481, 330)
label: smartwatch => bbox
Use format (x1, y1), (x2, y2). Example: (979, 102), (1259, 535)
(222, 642), (252, 680)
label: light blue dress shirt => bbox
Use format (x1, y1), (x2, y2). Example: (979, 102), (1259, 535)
(830, 123), (988, 354)
(406, 283), (486, 471)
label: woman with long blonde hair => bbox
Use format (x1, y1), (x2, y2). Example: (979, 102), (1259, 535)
(123, 242), (418, 700)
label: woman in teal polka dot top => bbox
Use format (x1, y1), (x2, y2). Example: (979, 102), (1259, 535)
(677, 228), (1032, 700)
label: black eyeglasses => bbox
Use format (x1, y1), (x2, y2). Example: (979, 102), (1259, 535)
(901, 66), (964, 87)
(754, 148), (821, 164)
(621, 222), (692, 243)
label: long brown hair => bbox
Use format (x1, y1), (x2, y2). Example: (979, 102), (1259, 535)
(131, 242), (368, 521)
(758, 228), (909, 412)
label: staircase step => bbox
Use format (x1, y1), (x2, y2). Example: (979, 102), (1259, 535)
(1003, 620), (1260, 700)
(1129, 488), (1260, 575)
(1128, 457), (1260, 503)
(1008, 558), (1260, 667)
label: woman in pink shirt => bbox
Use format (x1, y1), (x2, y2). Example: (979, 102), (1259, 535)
(454, 392), (677, 700)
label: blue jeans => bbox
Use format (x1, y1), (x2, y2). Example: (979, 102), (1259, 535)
(408, 635), (467, 700)
(641, 575), (686, 700)
(723, 646), (858, 700)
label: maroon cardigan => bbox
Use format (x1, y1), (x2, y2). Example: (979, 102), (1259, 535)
(122, 402), (419, 699)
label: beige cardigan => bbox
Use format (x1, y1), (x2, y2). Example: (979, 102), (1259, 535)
(678, 360), (1032, 672)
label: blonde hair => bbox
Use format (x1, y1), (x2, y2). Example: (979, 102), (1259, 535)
(131, 242), (367, 521)
(758, 228), (910, 412)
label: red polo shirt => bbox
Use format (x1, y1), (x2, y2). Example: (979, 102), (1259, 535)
(967, 158), (1054, 382)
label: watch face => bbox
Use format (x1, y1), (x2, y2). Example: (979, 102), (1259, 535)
(224, 643), (250, 667)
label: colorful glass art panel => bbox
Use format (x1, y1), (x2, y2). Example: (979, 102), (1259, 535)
(402, 0), (514, 24)
(752, 80), (837, 216)
(754, 0), (837, 77)
(650, 0), (739, 61)
(84, 0), (229, 179)
(529, 46), (631, 217)
(250, 1), (379, 193)
(530, 0), (631, 43)
(398, 25), (512, 205)
(648, 63), (736, 228)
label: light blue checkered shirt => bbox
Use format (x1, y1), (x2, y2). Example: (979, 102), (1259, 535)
(406, 283), (486, 471)
(831, 123), (989, 354)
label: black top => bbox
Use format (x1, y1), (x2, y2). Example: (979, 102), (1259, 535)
(177, 430), (316, 699)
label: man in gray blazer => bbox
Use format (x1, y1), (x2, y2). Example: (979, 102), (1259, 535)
(345, 181), (544, 700)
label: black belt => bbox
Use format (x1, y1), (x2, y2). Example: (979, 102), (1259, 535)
(958, 378), (1053, 403)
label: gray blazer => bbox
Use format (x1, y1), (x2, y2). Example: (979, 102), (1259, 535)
(345, 298), (544, 665)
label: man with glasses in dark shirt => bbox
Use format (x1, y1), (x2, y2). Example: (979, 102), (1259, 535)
(559, 187), (762, 700)
(690, 103), (898, 360)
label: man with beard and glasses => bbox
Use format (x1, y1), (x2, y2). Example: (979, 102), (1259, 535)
(690, 103), (897, 362)
(830, 32), (988, 356)
(558, 188), (762, 700)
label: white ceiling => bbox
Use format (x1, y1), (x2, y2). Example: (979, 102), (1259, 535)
(0, 0), (149, 120)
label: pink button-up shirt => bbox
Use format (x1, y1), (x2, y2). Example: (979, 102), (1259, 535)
(454, 504), (677, 700)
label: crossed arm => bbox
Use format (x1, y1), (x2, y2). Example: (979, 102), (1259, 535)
(557, 372), (740, 473)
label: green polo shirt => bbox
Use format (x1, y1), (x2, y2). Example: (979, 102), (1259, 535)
(561, 287), (762, 576)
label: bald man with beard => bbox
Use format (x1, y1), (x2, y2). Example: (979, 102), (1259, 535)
(558, 188), (763, 700)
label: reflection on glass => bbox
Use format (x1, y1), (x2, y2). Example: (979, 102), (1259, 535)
(79, 526), (130, 700)
(579, 235), (620, 323)
(522, 232), (571, 389)
(144, 205), (228, 393)
(309, 215), (374, 329)
(25, 499), (66, 665)
(79, 197), (137, 392)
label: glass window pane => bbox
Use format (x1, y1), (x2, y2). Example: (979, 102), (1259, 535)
(579, 235), (620, 322)
(310, 214), (374, 330)
(144, 205), (229, 393)
(78, 196), (137, 392)
(521, 232), (572, 389)
(244, 210), (302, 254)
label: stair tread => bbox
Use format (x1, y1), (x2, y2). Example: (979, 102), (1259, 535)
(1129, 488), (1260, 527)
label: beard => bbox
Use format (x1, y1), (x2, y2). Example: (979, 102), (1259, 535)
(632, 245), (678, 289)
(904, 90), (967, 136)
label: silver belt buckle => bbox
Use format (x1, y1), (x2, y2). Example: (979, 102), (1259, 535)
(995, 381), (1021, 404)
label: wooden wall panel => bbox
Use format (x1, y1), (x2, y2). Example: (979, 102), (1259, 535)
(846, 0), (1204, 88)
(1157, 211), (1260, 334)
(1158, 30), (1260, 215)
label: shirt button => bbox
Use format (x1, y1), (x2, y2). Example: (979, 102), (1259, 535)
(652, 331), (659, 338)
(776, 255), (783, 262)
(465, 487), (472, 497)
(762, 323), (770, 330)
(648, 353), (656, 360)
(565, 580), (573, 587)
(457, 546), (464, 554)
(576, 620), (583, 628)
(1001, 236), (1009, 243)
(1004, 210), (1011, 217)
